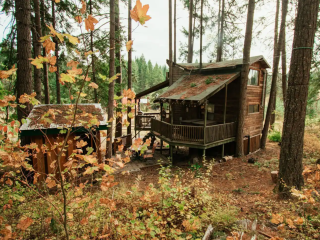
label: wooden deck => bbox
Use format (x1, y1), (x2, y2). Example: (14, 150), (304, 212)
(151, 119), (236, 149)
(135, 113), (161, 131)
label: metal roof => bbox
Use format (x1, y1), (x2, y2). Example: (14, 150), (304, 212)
(157, 72), (240, 102)
(20, 103), (108, 132)
(175, 55), (271, 71)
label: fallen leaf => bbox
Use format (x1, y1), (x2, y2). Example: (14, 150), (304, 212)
(45, 177), (56, 189)
(16, 217), (33, 231)
(271, 213), (283, 225)
(294, 217), (304, 225)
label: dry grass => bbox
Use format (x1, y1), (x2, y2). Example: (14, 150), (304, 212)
(304, 129), (320, 158)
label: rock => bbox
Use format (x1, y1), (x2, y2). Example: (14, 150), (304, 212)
(193, 157), (199, 164)
(202, 224), (213, 240)
(248, 158), (256, 164)
(223, 156), (233, 162)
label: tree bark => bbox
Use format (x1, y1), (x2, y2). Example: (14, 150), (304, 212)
(15, 0), (33, 123)
(261, 0), (288, 149)
(174, 0), (177, 63)
(115, 0), (122, 138)
(270, 0), (280, 129)
(127, 0), (132, 135)
(281, 12), (287, 104)
(216, 0), (225, 62)
(52, 0), (61, 104)
(235, 0), (255, 157)
(199, 0), (203, 69)
(107, 0), (115, 158)
(278, 0), (319, 194)
(169, 0), (173, 84)
(90, 0), (98, 103)
(41, 0), (50, 104)
(187, 0), (193, 63)
(33, 0), (42, 102)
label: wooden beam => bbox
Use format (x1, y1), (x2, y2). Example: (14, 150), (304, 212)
(223, 84), (228, 124)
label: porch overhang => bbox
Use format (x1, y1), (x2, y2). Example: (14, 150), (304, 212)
(135, 80), (170, 99)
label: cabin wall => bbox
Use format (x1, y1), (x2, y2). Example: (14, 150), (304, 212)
(243, 63), (265, 137)
(171, 65), (187, 83)
(171, 104), (200, 124)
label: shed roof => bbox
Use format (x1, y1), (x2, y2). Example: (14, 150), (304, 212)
(174, 55), (270, 71)
(20, 104), (108, 132)
(157, 72), (240, 102)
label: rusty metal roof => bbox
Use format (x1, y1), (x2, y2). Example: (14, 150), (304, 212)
(20, 103), (107, 131)
(157, 72), (240, 102)
(175, 55), (270, 71)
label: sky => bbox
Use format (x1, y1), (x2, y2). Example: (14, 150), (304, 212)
(0, 0), (291, 68)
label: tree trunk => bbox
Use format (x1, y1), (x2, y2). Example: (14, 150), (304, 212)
(216, 0), (221, 62)
(187, 0), (193, 63)
(41, 0), (50, 104)
(216, 0), (225, 62)
(15, 0), (33, 124)
(270, 0), (280, 129)
(52, 0), (61, 104)
(281, 12), (287, 104)
(33, 0), (42, 102)
(174, 0), (177, 63)
(115, 0), (122, 138)
(199, 0), (203, 69)
(89, 0), (98, 103)
(107, 0), (115, 158)
(261, 0), (288, 149)
(169, 0), (173, 84)
(127, 0), (132, 135)
(235, 0), (255, 157)
(278, 0), (318, 195)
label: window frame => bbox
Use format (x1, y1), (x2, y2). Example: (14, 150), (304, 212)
(247, 69), (260, 86)
(248, 104), (260, 114)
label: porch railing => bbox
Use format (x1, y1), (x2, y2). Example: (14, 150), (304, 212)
(151, 119), (236, 144)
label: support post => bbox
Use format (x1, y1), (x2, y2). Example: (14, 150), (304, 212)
(222, 84), (228, 157)
(170, 145), (173, 162)
(203, 101), (207, 144)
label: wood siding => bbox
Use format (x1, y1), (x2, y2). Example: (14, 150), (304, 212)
(244, 63), (265, 137)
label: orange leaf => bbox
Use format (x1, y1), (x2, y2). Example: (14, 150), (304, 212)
(271, 214), (283, 225)
(84, 15), (98, 31)
(43, 39), (56, 54)
(49, 66), (57, 73)
(130, 0), (151, 25)
(80, 218), (88, 225)
(294, 217), (304, 225)
(89, 82), (99, 89)
(10, 120), (15, 127)
(126, 40), (133, 52)
(0, 65), (17, 79)
(67, 60), (79, 68)
(3, 126), (8, 133)
(16, 217), (33, 231)
(80, 0), (86, 14)
(47, 55), (57, 66)
(75, 15), (82, 23)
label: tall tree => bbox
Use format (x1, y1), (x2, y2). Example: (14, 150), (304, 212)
(115, 0), (122, 138)
(169, 0), (173, 84)
(15, 0), (33, 123)
(281, 0), (288, 104)
(187, 0), (193, 63)
(174, 0), (177, 63)
(261, 0), (288, 149)
(270, 0), (280, 129)
(278, 0), (319, 194)
(127, 0), (132, 135)
(90, 0), (98, 103)
(235, 0), (255, 156)
(32, 0), (42, 102)
(52, 0), (61, 104)
(41, 0), (50, 104)
(216, 0), (224, 62)
(107, 0), (115, 158)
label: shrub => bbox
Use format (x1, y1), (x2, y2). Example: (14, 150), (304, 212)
(190, 83), (197, 87)
(268, 130), (282, 142)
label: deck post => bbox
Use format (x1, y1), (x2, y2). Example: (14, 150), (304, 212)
(160, 102), (163, 154)
(222, 84), (228, 157)
(170, 145), (173, 162)
(203, 101), (208, 144)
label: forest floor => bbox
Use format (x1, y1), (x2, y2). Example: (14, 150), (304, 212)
(113, 136), (320, 239)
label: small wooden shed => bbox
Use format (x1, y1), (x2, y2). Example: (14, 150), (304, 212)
(20, 104), (108, 179)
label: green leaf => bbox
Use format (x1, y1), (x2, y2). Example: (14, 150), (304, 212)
(21, 118), (27, 124)
(98, 73), (107, 81)
(86, 147), (94, 155)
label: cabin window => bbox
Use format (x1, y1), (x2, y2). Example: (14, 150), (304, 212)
(248, 104), (259, 114)
(248, 69), (259, 86)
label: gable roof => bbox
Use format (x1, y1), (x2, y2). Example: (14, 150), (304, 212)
(156, 72), (240, 103)
(174, 55), (271, 71)
(20, 104), (108, 134)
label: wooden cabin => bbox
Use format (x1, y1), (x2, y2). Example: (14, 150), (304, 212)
(20, 104), (108, 179)
(135, 56), (270, 156)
